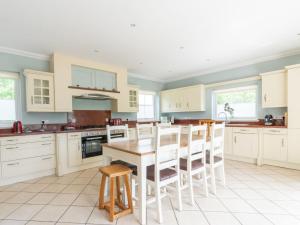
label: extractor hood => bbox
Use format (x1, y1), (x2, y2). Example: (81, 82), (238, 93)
(74, 93), (114, 100)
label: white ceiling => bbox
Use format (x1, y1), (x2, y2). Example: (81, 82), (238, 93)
(1, 0), (300, 82)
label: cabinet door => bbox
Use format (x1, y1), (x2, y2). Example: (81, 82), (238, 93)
(224, 127), (233, 155)
(288, 129), (300, 164)
(94, 70), (117, 90)
(68, 138), (82, 167)
(71, 65), (94, 88)
(287, 67), (300, 128)
(26, 72), (54, 112)
(263, 134), (287, 162)
(233, 133), (258, 158)
(128, 88), (139, 112)
(261, 71), (287, 108)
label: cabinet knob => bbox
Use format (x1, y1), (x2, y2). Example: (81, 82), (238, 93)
(264, 94), (267, 103)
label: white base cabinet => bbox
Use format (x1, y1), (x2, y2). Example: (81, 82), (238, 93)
(232, 128), (259, 159)
(287, 129), (300, 164)
(0, 134), (56, 186)
(262, 129), (287, 162)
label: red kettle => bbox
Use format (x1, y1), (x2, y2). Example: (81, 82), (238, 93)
(13, 121), (23, 133)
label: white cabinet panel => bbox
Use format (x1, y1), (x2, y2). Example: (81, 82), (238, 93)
(68, 137), (82, 167)
(288, 129), (300, 164)
(261, 70), (287, 108)
(224, 127), (233, 155)
(128, 128), (137, 140)
(160, 84), (205, 113)
(287, 66), (300, 128)
(1, 141), (55, 162)
(263, 133), (287, 162)
(233, 130), (259, 158)
(2, 155), (56, 178)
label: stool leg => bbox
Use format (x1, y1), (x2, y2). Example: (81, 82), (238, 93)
(109, 177), (115, 222)
(124, 174), (133, 213)
(99, 174), (106, 209)
(116, 176), (123, 206)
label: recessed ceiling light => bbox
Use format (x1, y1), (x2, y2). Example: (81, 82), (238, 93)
(179, 46), (184, 50)
(94, 49), (100, 53)
(130, 23), (136, 27)
(206, 58), (211, 62)
(297, 33), (300, 36)
(139, 62), (143, 65)
(168, 70), (172, 73)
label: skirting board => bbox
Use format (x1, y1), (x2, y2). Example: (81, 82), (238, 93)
(261, 159), (300, 170)
(0, 169), (55, 186)
(225, 154), (258, 165)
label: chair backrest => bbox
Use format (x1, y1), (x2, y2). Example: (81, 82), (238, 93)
(209, 122), (225, 160)
(106, 124), (129, 143)
(136, 123), (154, 139)
(187, 124), (207, 164)
(155, 126), (181, 182)
(156, 122), (172, 128)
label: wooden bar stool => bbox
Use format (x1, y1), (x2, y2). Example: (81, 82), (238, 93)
(98, 164), (133, 222)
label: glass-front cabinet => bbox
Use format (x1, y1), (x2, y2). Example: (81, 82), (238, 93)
(24, 70), (54, 112)
(71, 65), (117, 91)
(128, 85), (139, 112)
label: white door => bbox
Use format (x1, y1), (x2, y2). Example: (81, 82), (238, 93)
(68, 138), (82, 167)
(263, 134), (287, 162)
(261, 70), (287, 108)
(233, 133), (259, 158)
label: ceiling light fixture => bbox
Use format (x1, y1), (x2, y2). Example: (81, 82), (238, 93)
(139, 62), (143, 65)
(130, 23), (136, 28)
(94, 49), (100, 53)
(179, 46), (184, 50)
(206, 58), (211, 62)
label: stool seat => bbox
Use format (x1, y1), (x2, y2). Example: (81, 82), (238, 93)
(111, 160), (138, 176)
(99, 164), (132, 177)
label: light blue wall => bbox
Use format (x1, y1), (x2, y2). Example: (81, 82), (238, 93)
(0, 52), (67, 124)
(162, 54), (300, 119)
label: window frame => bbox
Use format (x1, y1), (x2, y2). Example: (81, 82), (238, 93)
(0, 71), (21, 128)
(212, 85), (258, 121)
(137, 90), (156, 121)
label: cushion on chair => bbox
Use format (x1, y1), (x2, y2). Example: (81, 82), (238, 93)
(180, 158), (204, 171)
(111, 160), (138, 176)
(146, 165), (177, 182)
(205, 151), (222, 164)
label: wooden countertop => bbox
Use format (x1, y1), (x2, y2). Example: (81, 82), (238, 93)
(103, 134), (208, 156)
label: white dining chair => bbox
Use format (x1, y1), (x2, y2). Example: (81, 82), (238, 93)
(106, 124), (129, 143)
(147, 126), (182, 223)
(206, 122), (226, 194)
(180, 125), (208, 205)
(106, 124), (138, 200)
(155, 122), (172, 128)
(136, 122), (154, 139)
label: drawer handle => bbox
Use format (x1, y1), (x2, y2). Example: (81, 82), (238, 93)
(42, 157), (52, 160)
(7, 162), (20, 166)
(270, 130), (280, 132)
(6, 139), (17, 142)
(240, 129), (248, 132)
(5, 147), (19, 150)
(41, 136), (51, 139)
(41, 143), (52, 146)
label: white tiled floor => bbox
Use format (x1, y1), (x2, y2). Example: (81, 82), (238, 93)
(0, 160), (300, 225)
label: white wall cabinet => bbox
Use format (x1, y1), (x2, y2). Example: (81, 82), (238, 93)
(24, 69), (55, 112)
(67, 133), (82, 167)
(232, 128), (259, 158)
(261, 70), (287, 108)
(128, 86), (139, 112)
(262, 129), (287, 162)
(160, 84), (205, 113)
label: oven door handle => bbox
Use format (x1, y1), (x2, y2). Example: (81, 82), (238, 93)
(83, 137), (105, 141)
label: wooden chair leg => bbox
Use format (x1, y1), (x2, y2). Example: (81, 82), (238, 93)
(155, 183), (163, 223)
(188, 171), (194, 206)
(203, 169), (208, 197)
(109, 177), (115, 222)
(210, 166), (217, 195)
(124, 174), (133, 213)
(99, 174), (106, 209)
(220, 164), (226, 186)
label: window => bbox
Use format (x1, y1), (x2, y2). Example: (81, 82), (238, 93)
(212, 85), (257, 120)
(0, 72), (19, 127)
(137, 91), (155, 120)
